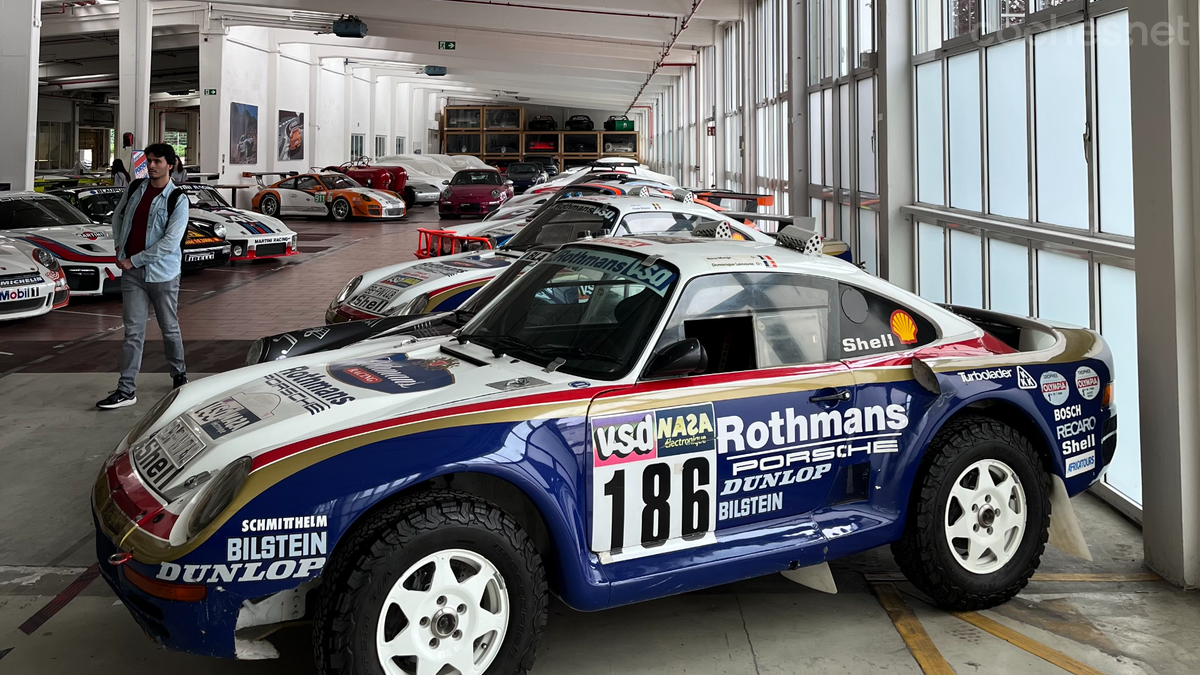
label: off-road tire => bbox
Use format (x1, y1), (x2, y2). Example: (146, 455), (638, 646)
(314, 491), (548, 675)
(891, 415), (1051, 611)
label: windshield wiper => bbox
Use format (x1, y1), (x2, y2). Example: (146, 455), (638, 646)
(456, 332), (540, 358)
(535, 346), (624, 365)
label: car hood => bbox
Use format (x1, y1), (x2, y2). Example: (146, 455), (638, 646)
(447, 184), (503, 198)
(445, 213), (529, 238)
(190, 208), (292, 236)
(133, 337), (593, 496)
(0, 237), (43, 274)
(12, 223), (115, 256)
(344, 252), (513, 315)
(347, 187), (407, 205)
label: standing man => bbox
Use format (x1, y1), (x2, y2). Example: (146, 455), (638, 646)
(97, 144), (190, 409)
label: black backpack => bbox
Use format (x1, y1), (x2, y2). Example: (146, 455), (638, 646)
(126, 178), (188, 219)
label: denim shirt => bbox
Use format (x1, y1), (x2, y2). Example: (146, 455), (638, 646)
(110, 179), (189, 283)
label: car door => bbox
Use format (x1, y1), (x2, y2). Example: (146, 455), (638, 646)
(586, 270), (854, 565)
(291, 176), (327, 214)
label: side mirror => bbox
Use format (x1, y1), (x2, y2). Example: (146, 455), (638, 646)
(442, 179), (450, 185)
(504, 180), (514, 186)
(643, 338), (708, 379)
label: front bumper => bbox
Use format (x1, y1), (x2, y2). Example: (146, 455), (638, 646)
(0, 284), (58, 321)
(228, 238), (300, 261)
(439, 200), (501, 215)
(62, 263), (122, 296)
(182, 244), (233, 270)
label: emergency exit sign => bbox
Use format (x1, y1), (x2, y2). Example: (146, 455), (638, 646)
(438, 41), (456, 50)
(204, 89), (217, 95)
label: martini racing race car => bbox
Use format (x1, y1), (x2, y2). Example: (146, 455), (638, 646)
(93, 228), (1115, 674)
(0, 191), (122, 296)
(175, 185), (298, 262)
(0, 234), (71, 320)
(326, 195), (776, 323)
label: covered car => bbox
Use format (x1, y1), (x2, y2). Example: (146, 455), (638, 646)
(94, 231), (1113, 674)
(251, 172), (406, 222)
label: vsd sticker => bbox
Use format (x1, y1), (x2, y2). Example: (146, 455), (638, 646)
(328, 354), (458, 394)
(1040, 370), (1070, 406)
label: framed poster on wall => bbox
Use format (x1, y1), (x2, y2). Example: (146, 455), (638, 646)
(278, 110), (304, 161)
(230, 102), (258, 165)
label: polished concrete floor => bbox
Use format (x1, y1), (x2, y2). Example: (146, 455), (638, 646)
(0, 207), (1197, 674)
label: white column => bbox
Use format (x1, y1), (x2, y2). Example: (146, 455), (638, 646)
(118, 0), (153, 166)
(713, 22), (726, 189)
(1128, 0), (1200, 588)
(265, 30), (279, 171)
(0, 0), (41, 191)
(309, 58), (321, 165)
(198, 21), (225, 174)
(343, 68), (354, 160)
(367, 70), (377, 159)
(877, 0), (915, 288)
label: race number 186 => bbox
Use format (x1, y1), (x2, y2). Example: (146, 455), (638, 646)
(589, 405), (719, 562)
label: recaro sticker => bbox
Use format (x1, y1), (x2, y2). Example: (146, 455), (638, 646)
(1076, 366), (1101, 400)
(1040, 371), (1070, 405)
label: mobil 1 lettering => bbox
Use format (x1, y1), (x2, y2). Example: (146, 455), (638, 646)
(589, 393), (913, 561)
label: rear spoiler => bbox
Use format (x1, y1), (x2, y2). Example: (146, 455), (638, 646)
(241, 171), (299, 188)
(690, 190), (775, 210)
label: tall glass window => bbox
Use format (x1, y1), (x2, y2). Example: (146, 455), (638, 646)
(948, 52), (982, 212)
(986, 39), (1029, 219)
(916, 62), (945, 205)
(917, 222), (947, 302)
(1034, 24), (1088, 229)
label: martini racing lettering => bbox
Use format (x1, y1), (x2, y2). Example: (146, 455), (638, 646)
(264, 367), (355, 415)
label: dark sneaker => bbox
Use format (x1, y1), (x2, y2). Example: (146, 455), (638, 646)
(96, 391), (136, 409)
(173, 373), (189, 389)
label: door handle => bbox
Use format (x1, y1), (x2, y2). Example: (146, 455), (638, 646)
(810, 390), (851, 403)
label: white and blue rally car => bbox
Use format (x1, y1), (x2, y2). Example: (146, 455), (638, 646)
(93, 228), (1115, 674)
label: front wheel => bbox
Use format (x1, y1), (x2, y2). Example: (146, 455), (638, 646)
(892, 415), (1051, 611)
(330, 197), (352, 222)
(314, 494), (547, 675)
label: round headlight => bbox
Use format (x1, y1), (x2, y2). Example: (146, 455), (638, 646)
(332, 275), (362, 309)
(213, 223), (227, 239)
(186, 456), (252, 539)
(126, 389), (180, 445)
(491, 189), (501, 199)
(391, 293), (429, 316)
(32, 247), (60, 272)
(233, 245), (245, 257)
(441, 189), (453, 200)
(245, 338), (266, 366)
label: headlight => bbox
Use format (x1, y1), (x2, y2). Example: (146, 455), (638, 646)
(441, 189), (453, 199)
(32, 248), (61, 273)
(126, 389), (180, 445)
(491, 189), (501, 199)
(213, 223), (227, 239)
(290, 233), (299, 248)
(186, 456), (252, 539)
(390, 293), (429, 316)
(332, 275), (362, 309)
(360, 193), (374, 203)
(246, 338), (266, 366)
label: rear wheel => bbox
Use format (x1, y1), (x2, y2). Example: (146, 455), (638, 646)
(331, 197), (352, 222)
(892, 415), (1051, 610)
(260, 194), (279, 217)
(314, 493), (547, 675)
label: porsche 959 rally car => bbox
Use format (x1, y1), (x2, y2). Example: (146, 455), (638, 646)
(93, 226), (1114, 674)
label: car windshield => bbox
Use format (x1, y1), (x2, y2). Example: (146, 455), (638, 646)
(0, 197), (93, 230)
(459, 246), (679, 379)
(77, 192), (123, 222)
(503, 201), (620, 252)
(182, 186), (231, 209)
(507, 164), (539, 175)
(320, 174), (361, 189)
(451, 171), (502, 186)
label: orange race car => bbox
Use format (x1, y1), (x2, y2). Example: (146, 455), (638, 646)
(250, 171), (407, 222)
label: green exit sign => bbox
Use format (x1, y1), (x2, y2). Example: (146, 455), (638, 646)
(203, 88), (217, 95)
(438, 41), (456, 50)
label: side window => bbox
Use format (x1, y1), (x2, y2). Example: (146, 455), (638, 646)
(295, 177), (320, 192)
(277, 179), (296, 190)
(838, 284), (939, 357)
(653, 272), (837, 375)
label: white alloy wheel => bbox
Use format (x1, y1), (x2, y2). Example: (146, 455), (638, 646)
(944, 458), (1027, 575)
(376, 548), (509, 675)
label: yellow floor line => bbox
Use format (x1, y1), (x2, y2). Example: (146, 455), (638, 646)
(951, 611), (1111, 675)
(870, 582), (957, 675)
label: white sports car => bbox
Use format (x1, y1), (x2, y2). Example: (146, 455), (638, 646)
(0, 234), (71, 320)
(0, 191), (121, 296)
(326, 195), (775, 323)
(176, 185), (299, 261)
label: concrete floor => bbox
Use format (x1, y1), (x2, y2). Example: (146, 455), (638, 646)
(1, 207), (1197, 674)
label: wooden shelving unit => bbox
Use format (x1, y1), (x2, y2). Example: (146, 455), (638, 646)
(440, 105), (641, 168)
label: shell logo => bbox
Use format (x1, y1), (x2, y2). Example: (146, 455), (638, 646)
(890, 310), (919, 344)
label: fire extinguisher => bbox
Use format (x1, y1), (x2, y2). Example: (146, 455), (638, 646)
(122, 132), (134, 148)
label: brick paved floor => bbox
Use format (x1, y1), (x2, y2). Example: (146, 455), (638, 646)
(0, 205), (458, 374)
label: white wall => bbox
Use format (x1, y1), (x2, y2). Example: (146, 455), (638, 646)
(276, 42), (311, 173)
(316, 60), (346, 167)
(374, 76), (392, 157)
(349, 70), (371, 156)
(220, 26), (269, 205)
(394, 83), (412, 154)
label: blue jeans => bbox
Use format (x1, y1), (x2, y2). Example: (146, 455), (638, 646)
(118, 267), (185, 394)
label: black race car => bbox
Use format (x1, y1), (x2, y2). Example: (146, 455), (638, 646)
(50, 186), (230, 271)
